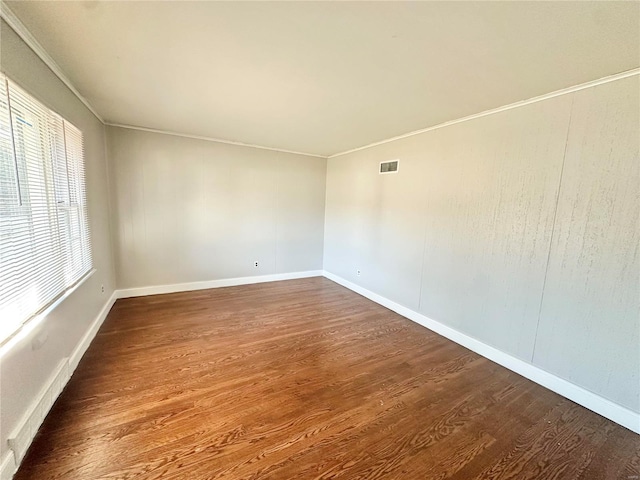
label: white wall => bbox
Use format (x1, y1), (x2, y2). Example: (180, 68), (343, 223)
(107, 127), (326, 289)
(1, 15), (637, 471)
(324, 75), (639, 413)
(533, 79), (640, 409)
(0, 18), (116, 461)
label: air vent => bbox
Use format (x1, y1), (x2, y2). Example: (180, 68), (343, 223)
(380, 160), (399, 174)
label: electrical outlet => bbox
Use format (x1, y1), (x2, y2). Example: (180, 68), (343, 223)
(101, 285), (105, 293)
(254, 261), (259, 268)
(357, 269), (361, 277)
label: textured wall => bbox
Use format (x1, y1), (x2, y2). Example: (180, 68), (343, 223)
(533, 78), (639, 411)
(323, 135), (429, 310)
(324, 75), (639, 412)
(107, 127), (326, 289)
(417, 98), (572, 360)
(0, 20), (115, 457)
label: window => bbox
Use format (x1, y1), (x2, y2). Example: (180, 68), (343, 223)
(0, 73), (92, 343)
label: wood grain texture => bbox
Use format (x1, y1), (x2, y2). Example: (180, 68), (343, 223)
(14, 278), (639, 480)
(323, 75), (639, 411)
(0, 19), (117, 464)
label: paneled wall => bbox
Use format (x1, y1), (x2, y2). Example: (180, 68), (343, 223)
(324, 75), (639, 412)
(107, 127), (326, 289)
(533, 79), (639, 410)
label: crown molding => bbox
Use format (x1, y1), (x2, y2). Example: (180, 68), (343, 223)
(3, 0), (636, 160)
(0, 2), (326, 159)
(105, 123), (328, 159)
(328, 67), (640, 158)
(0, 0), (105, 123)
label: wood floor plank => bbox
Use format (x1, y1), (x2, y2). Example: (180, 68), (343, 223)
(14, 277), (639, 480)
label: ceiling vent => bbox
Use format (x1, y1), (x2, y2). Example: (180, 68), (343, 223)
(380, 160), (399, 174)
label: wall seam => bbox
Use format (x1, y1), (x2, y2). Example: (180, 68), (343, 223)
(274, 155), (280, 274)
(416, 172), (431, 312)
(321, 158), (328, 270)
(139, 150), (148, 281)
(530, 95), (575, 363)
(102, 125), (118, 290)
(328, 69), (639, 158)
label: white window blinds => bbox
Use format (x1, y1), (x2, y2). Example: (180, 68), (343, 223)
(0, 73), (92, 342)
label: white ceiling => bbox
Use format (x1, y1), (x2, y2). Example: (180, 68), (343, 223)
(6, 1), (639, 157)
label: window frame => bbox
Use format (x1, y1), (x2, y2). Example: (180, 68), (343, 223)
(0, 73), (94, 346)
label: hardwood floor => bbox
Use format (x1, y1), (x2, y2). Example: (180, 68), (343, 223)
(15, 277), (639, 480)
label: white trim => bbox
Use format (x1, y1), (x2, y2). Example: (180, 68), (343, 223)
(4, 0), (636, 163)
(70, 291), (117, 371)
(4, 290), (116, 477)
(322, 270), (640, 434)
(0, 1), (104, 123)
(0, 2), (326, 160)
(0, 1), (326, 159)
(0, 452), (16, 480)
(7, 360), (69, 466)
(105, 123), (327, 159)
(117, 270), (324, 299)
(328, 68), (640, 158)
(0, 269), (96, 356)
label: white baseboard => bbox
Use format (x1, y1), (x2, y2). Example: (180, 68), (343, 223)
(5, 291), (117, 477)
(322, 270), (640, 434)
(5, 269), (636, 480)
(116, 270), (324, 299)
(70, 291), (117, 371)
(0, 452), (16, 480)
(7, 359), (69, 466)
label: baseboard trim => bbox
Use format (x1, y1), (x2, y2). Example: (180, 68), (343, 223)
(7, 359), (69, 466)
(116, 270), (324, 299)
(322, 270), (640, 434)
(0, 452), (16, 480)
(5, 291), (117, 477)
(70, 291), (118, 371)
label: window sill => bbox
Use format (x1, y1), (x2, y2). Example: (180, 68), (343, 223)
(0, 268), (97, 355)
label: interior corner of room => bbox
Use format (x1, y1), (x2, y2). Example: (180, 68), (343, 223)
(0, 1), (638, 479)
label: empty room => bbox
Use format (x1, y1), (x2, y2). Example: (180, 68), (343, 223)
(0, 1), (638, 479)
